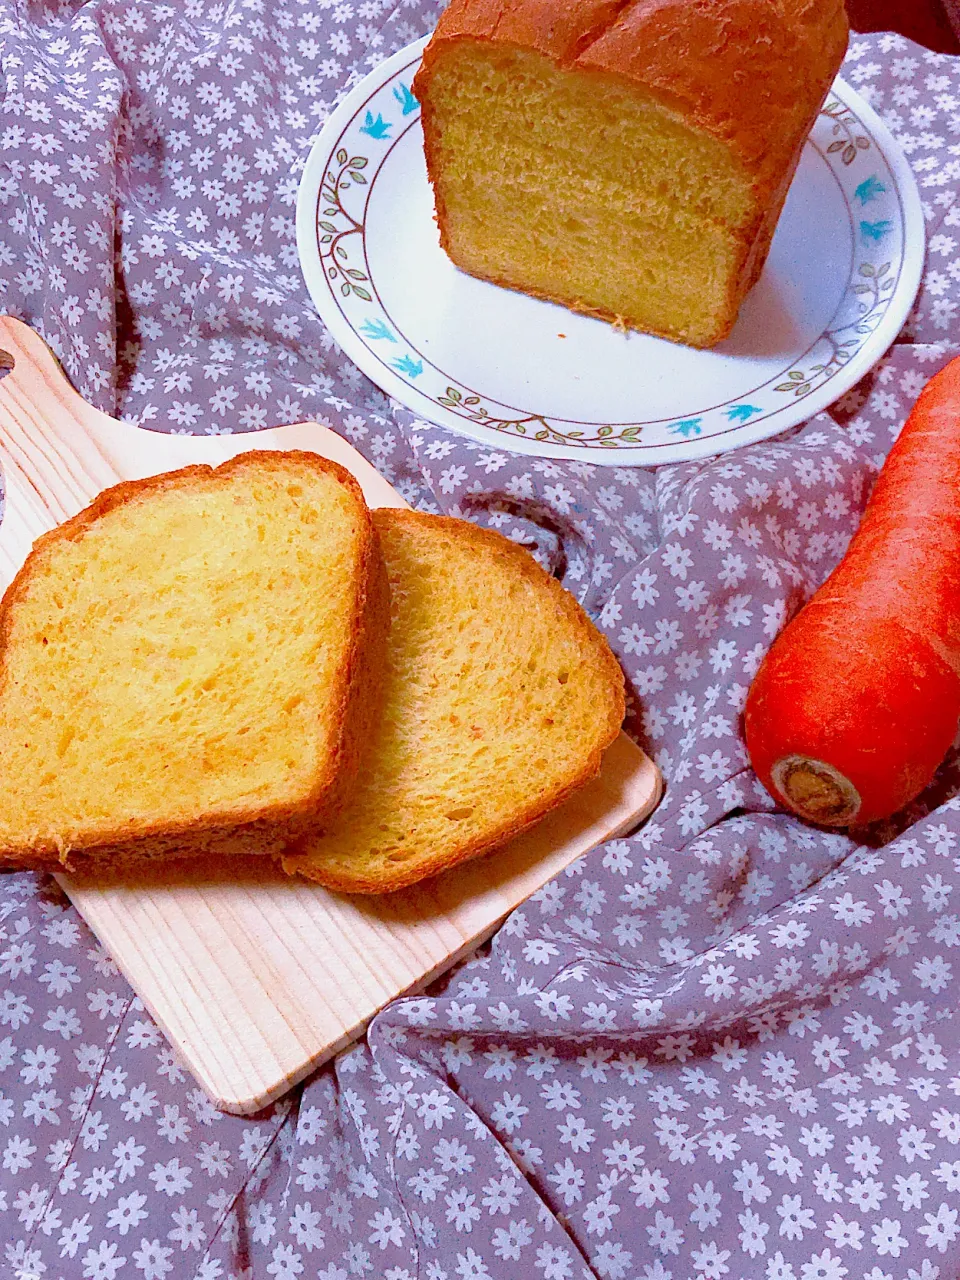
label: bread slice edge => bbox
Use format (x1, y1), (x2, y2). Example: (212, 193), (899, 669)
(285, 508), (626, 894)
(0, 449), (383, 871)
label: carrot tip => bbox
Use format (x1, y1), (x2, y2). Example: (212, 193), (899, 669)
(770, 755), (861, 826)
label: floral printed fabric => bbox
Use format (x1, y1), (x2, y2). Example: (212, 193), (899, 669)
(2, 3), (960, 1277)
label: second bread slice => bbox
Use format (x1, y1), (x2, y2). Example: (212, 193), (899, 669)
(284, 508), (625, 893)
(0, 450), (384, 871)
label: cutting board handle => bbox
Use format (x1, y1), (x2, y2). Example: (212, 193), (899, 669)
(0, 317), (132, 587)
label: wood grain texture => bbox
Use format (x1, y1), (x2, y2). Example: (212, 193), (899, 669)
(0, 315), (662, 1114)
(59, 733), (659, 1113)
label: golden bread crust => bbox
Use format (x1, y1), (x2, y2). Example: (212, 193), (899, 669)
(0, 450), (382, 871)
(284, 508), (626, 894)
(416, 0), (848, 175)
(576, 0), (849, 179)
(413, 0), (849, 345)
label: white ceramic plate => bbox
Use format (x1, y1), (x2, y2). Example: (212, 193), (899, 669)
(297, 38), (925, 466)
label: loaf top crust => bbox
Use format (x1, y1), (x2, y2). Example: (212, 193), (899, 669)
(417, 0), (850, 183)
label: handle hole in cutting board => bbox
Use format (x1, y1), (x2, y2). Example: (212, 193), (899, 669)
(0, 341), (11, 528)
(0, 347), (8, 532)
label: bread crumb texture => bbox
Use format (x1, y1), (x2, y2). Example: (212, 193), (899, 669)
(0, 451), (373, 862)
(285, 508), (625, 893)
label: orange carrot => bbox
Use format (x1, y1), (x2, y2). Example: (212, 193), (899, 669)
(745, 355), (960, 826)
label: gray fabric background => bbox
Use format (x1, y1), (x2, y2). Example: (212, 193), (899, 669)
(2, 5), (960, 1276)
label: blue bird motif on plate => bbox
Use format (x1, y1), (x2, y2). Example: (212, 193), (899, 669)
(360, 111), (392, 139)
(668, 418), (703, 437)
(725, 404), (761, 422)
(391, 354), (423, 378)
(860, 219), (892, 243)
(855, 175), (887, 205)
(393, 83), (418, 115)
(360, 318), (397, 342)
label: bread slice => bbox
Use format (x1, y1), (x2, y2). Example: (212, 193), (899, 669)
(0, 450), (385, 871)
(283, 508), (625, 893)
(413, 0), (848, 347)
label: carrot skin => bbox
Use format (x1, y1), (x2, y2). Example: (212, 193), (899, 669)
(745, 609), (960, 824)
(745, 355), (960, 825)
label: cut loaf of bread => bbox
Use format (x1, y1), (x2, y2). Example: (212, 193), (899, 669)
(413, 0), (849, 348)
(283, 508), (625, 893)
(0, 451), (384, 871)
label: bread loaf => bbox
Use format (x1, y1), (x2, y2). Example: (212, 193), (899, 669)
(0, 451), (385, 871)
(283, 508), (625, 893)
(413, 0), (849, 348)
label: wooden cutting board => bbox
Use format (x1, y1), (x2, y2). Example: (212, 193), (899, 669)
(0, 317), (662, 1114)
